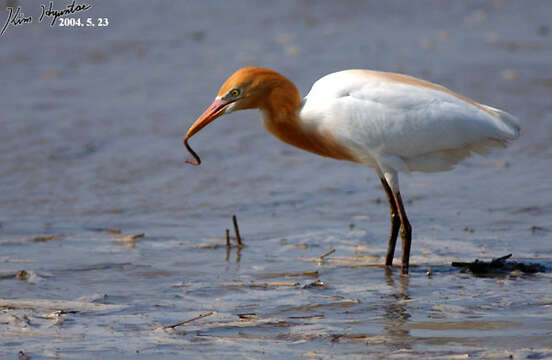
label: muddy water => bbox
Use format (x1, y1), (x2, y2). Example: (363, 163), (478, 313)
(1, 1), (552, 358)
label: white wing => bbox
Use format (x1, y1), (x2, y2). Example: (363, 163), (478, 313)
(300, 70), (520, 173)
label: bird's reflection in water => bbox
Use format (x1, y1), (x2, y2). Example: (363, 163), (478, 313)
(383, 268), (412, 350)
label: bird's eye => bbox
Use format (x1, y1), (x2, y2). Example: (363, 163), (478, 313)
(229, 88), (241, 98)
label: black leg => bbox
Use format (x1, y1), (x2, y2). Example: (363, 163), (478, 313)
(380, 178), (400, 267)
(391, 190), (412, 275)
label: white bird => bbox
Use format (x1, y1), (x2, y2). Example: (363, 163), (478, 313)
(184, 67), (520, 274)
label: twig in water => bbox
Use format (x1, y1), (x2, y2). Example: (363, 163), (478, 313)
(236, 246), (242, 263)
(237, 313), (257, 320)
(259, 270), (319, 278)
(225, 229), (230, 248)
(491, 254), (513, 263)
(232, 214), (243, 247)
(164, 311), (214, 329)
(288, 314), (324, 319)
(319, 248), (336, 260)
(221, 281), (299, 288)
(30, 234), (63, 242)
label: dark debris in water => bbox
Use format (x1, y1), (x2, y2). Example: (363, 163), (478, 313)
(452, 254), (547, 274)
(16, 270), (29, 280)
(29, 234), (64, 242)
(303, 280), (329, 289)
(237, 313), (258, 320)
(18, 351), (31, 360)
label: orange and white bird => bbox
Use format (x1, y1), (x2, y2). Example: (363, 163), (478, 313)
(184, 67), (520, 274)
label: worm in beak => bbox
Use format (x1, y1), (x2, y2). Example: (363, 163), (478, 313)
(183, 98), (231, 166)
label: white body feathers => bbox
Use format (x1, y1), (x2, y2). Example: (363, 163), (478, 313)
(299, 70), (520, 189)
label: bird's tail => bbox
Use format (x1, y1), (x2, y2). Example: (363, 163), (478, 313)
(479, 104), (521, 141)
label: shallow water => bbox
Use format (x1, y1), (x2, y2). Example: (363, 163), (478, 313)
(1, 1), (552, 358)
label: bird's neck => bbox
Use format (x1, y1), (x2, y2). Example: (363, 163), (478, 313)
(259, 75), (301, 125)
(260, 77), (356, 162)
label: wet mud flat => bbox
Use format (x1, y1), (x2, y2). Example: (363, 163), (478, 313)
(1, 227), (551, 359)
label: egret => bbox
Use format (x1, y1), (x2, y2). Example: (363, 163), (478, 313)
(184, 67), (520, 274)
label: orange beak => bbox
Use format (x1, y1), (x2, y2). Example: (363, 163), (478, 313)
(185, 98), (230, 140)
(183, 98), (230, 166)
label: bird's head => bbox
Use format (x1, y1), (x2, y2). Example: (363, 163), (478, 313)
(185, 67), (287, 140)
(183, 67), (299, 165)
